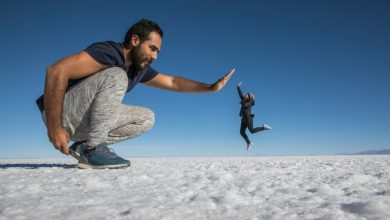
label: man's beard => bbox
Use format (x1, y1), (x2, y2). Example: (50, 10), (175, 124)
(129, 45), (151, 71)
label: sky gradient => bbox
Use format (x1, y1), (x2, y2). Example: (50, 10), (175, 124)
(0, 0), (389, 158)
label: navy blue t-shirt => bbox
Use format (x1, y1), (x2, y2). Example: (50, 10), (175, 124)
(36, 41), (158, 112)
(81, 41), (158, 92)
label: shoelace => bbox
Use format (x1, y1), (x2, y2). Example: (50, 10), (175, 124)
(97, 146), (118, 159)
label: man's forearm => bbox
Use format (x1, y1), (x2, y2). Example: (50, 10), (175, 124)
(44, 68), (68, 131)
(172, 77), (212, 92)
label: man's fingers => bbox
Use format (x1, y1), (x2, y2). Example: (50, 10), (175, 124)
(222, 69), (235, 82)
(62, 145), (69, 155)
(212, 68), (236, 92)
(226, 68), (236, 78)
(61, 142), (69, 155)
(54, 139), (69, 155)
(62, 130), (70, 154)
(53, 140), (62, 150)
(49, 128), (71, 155)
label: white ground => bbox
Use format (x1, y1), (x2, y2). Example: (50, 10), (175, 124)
(1, 156), (389, 220)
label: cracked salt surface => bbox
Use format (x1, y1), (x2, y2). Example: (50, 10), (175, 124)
(1, 156), (389, 219)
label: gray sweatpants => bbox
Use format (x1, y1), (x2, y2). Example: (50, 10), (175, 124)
(41, 67), (155, 147)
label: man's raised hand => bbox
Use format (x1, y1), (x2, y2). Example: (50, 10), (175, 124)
(210, 68), (236, 92)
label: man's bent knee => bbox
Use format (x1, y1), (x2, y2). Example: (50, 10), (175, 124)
(106, 107), (155, 144)
(143, 108), (155, 132)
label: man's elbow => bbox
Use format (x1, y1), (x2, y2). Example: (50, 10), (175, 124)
(46, 65), (56, 79)
(46, 65), (67, 81)
(46, 63), (63, 75)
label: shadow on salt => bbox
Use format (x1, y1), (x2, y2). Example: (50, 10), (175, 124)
(0, 163), (76, 169)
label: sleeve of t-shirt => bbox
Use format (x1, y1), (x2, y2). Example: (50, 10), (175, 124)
(84, 42), (120, 67)
(140, 66), (159, 83)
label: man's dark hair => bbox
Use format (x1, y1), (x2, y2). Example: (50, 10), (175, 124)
(123, 19), (163, 49)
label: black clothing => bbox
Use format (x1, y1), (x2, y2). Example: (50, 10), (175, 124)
(240, 115), (265, 144)
(237, 86), (264, 144)
(237, 86), (255, 117)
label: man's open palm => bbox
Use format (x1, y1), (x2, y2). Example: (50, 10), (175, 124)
(211, 68), (235, 92)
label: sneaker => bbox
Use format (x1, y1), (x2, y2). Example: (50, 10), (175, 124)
(78, 143), (131, 169)
(263, 124), (272, 131)
(247, 142), (253, 151)
(69, 141), (84, 160)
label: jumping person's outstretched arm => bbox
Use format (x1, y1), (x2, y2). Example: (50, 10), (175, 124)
(144, 68), (235, 93)
(237, 82), (245, 100)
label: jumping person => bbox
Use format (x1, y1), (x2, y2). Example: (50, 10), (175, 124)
(36, 19), (235, 169)
(237, 82), (271, 151)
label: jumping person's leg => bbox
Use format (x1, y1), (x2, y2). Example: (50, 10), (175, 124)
(240, 118), (251, 145)
(246, 115), (265, 134)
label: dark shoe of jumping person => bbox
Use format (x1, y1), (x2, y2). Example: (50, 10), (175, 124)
(78, 143), (131, 169)
(69, 141), (85, 160)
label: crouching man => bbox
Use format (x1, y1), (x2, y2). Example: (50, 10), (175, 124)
(36, 19), (235, 169)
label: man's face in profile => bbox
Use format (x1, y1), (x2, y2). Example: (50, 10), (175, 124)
(130, 31), (161, 70)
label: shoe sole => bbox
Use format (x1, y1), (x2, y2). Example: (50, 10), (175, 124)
(77, 162), (131, 169)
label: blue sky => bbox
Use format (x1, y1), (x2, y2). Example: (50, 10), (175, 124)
(0, 0), (389, 158)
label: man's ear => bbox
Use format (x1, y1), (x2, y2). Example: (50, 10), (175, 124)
(131, 34), (140, 47)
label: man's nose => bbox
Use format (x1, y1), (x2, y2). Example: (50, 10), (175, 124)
(151, 52), (158, 61)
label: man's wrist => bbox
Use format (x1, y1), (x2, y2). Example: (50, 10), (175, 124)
(47, 123), (63, 133)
